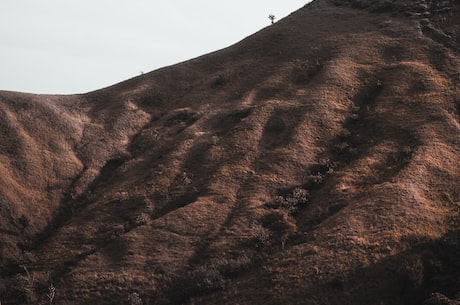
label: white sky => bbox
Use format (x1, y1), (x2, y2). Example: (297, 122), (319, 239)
(0, 1), (310, 94)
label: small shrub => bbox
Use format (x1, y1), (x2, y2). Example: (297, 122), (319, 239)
(274, 187), (309, 214)
(134, 213), (149, 226)
(181, 172), (192, 185)
(308, 172), (325, 185)
(46, 284), (55, 305)
(111, 224), (125, 238)
(333, 141), (351, 155)
(249, 221), (271, 248)
(192, 266), (226, 292)
(423, 292), (459, 305)
(128, 292), (143, 305)
(173, 265), (227, 300)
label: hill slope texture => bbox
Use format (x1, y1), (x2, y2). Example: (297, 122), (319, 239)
(1, 0), (459, 304)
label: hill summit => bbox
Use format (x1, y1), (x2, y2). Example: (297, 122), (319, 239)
(0, 0), (459, 304)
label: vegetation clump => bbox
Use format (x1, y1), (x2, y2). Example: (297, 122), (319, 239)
(273, 187), (309, 215)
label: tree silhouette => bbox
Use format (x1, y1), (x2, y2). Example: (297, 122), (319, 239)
(268, 14), (276, 24)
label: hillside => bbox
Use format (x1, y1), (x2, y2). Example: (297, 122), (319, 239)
(0, 0), (459, 304)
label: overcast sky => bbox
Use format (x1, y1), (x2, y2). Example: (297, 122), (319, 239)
(0, 1), (310, 94)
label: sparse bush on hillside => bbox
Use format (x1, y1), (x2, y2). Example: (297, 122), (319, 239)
(192, 265), (227, 291)
(305, 159), (336, 187)
(308, 172), (326, 185)
(128, 292), (143, 305)
(168, 253), (254, 303)
(249, 221), (271, 248)
(172, 265), (227, 301)
(111, 224), (126, 238)
(46, 284), (55, 305)
(133, 213), (149, 226)
(273, 187), (309, 215)
(423, 292), (460, 305)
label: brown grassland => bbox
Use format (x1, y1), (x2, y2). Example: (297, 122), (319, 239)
(0, 0), (459, 304)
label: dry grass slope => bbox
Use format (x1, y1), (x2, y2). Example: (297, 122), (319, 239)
(0, 0), (459, 304)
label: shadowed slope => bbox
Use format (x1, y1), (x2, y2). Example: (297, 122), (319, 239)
(1, 0), (459, 304)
